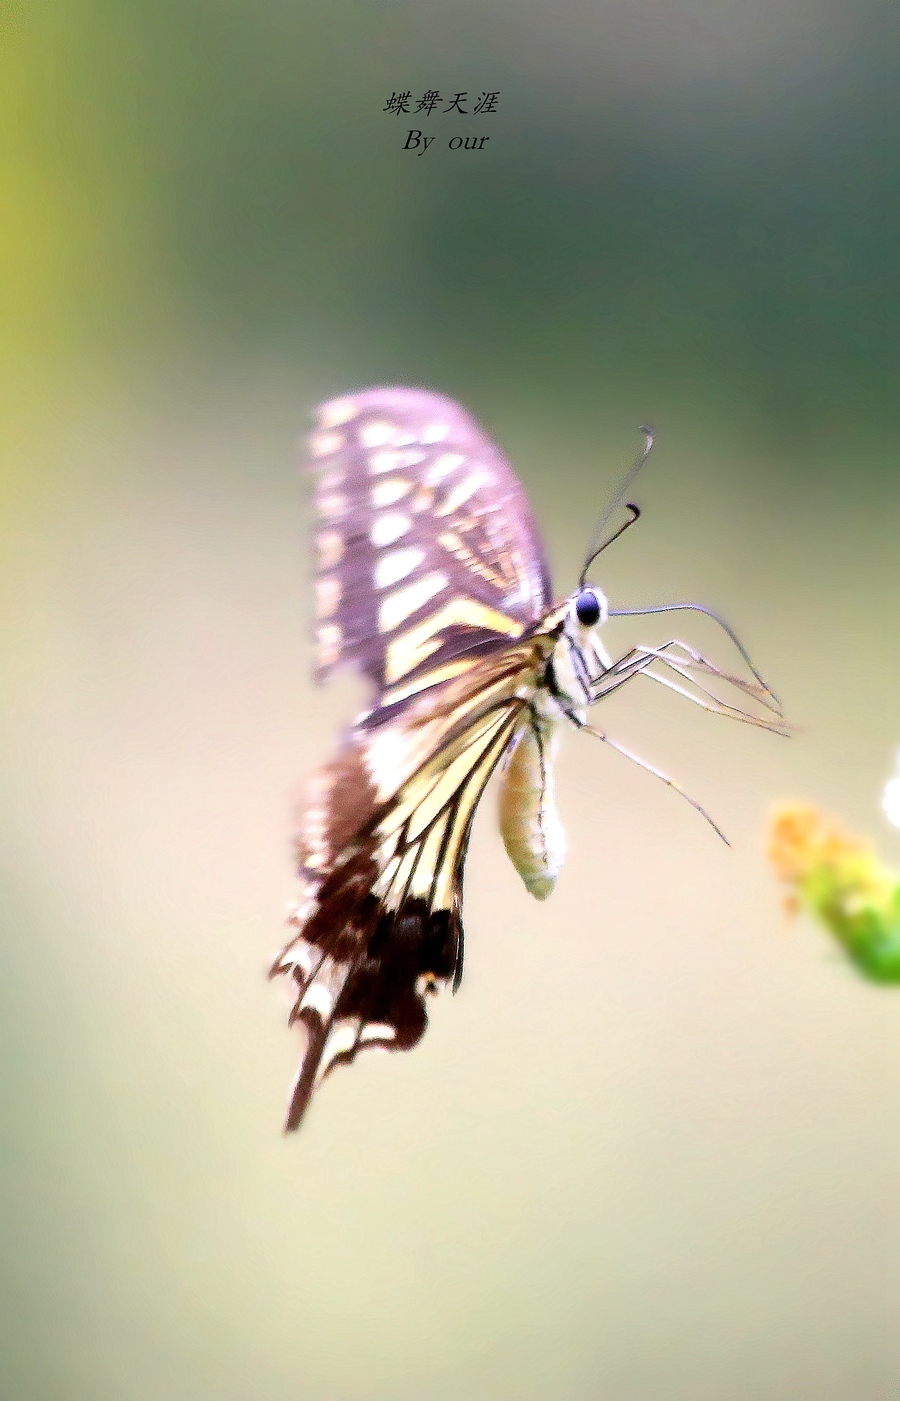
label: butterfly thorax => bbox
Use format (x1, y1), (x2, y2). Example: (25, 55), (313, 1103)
(547, 590), (612, 714)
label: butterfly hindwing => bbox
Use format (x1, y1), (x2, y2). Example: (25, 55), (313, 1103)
(310, 388), (553, 707)
(273, 636), (557, 1129)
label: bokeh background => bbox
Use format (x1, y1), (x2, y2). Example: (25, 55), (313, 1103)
(2, 3), (900, 1398)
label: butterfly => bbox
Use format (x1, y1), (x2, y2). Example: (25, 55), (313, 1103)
(271, 387), (787, 1129)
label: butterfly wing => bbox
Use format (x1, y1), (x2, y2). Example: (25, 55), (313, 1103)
(275, 388), (558, 1128)
(309, 387), (553, 709)
(273, 636), (557, 1129)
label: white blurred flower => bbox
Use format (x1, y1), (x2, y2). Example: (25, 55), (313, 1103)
(883, 751), (900, 829)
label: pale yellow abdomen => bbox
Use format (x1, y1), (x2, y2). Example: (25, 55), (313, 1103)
(498, 718), (566, 900)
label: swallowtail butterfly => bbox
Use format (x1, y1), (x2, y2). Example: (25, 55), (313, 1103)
(271, 388), (786, 1129)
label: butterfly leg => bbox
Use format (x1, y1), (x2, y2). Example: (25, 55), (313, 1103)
(628, 643), (789, 733)
(608, 602), (782, 713)
(566, 710), (730, 844)
(588, 640), (683, 699)
(590, 639), (789, 734)
(637, 639), (783, 714)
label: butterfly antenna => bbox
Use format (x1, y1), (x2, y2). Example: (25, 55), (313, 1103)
(579, 426), (654, 587)
(576, 718), (730, 846)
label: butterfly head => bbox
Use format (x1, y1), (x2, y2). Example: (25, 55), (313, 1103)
(572, 586), (608, 630)
(547, 585), (612, 710)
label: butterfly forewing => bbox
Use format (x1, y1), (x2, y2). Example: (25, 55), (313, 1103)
(309, 388), (552, 707)
(274, 388), (561, 1129)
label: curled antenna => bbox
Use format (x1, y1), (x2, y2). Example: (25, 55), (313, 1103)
(578, 504), (641, 587)
(579, 426), (654, 587)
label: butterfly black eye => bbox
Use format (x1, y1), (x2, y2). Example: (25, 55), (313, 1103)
(575, 589), (602, 627)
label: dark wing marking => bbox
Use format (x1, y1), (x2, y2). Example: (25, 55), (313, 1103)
(271, 634), (556, 1130)
(308, 388), (553, 707)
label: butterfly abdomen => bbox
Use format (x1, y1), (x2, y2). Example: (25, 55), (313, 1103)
(498, 715), (566, 900)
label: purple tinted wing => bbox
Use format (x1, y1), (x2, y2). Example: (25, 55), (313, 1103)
(309, 387), (552, 706)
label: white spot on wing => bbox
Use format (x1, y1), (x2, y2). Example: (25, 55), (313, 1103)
(371, 478), (411, 507)
(317, 623), (342, 667)
(420, 422), (450, 444)
(317, 1020), (361, 1079)
(318, 398), (357, 429)
(315, 575), (341, 619)
(317, 492), (345, 520)
(369, 450), (400, 475)
(317, 530), (343, 569)
(379, 572), (448, 632)
(311, 432), (343, 457)
(435, 472), (488, 517)
(364, 727), (413, 797)
(287, 941), (319, 975)
(300, 982), (334, 1019)
(425, 452), (465, 484)
(369, 448), (425, 474)
(371, 512), (411, 546)
(299, 803), (329, 870)
(360, 1023), (397, 1044)
(361, 421), (397, 448)
(374, 546), (425, 589)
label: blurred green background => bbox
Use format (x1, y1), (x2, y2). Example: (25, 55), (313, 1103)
(2, 3), (900, 1398)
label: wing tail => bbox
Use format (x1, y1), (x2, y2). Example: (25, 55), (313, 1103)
(274, 896), (459, 1131)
